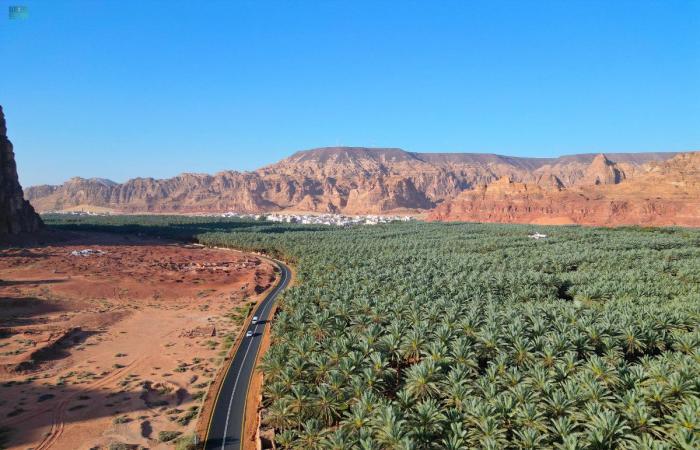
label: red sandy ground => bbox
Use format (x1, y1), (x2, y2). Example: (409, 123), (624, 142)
(0, 232), (275, 450)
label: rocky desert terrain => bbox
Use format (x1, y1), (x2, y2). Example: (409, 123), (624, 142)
(0, 232), (275, 449)
(25, 147), (684, 219)
(25, 146), (700, 227)
(428, 152), (700, 226)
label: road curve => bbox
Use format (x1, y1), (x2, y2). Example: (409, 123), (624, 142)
(204, 258), (291, 450)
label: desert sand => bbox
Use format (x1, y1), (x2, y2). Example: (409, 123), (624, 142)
(0, 232), (275, 449)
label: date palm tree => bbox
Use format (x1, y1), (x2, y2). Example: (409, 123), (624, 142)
(320, 428), (357, 449)
(314, 384), (344, 426)
(407, 398), (446, 443)
(372, 405), (411, 449)
(440, 422), (468, 450)
(295, 419), (326, 449)
(583, 410), (631, 449)
(404, 360), (441, 401)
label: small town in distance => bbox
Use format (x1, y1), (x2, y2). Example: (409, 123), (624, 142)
(1, 2), (698, 450)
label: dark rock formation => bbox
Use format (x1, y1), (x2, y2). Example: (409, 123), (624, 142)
(0, 105), (43, 234)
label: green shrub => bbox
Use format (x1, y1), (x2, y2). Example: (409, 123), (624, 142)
(158, 430), (181, 442)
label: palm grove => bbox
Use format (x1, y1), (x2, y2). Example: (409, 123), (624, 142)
(48, 216), (700, 449)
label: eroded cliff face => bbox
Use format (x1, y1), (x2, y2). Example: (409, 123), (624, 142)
(25, 146), (681, 219)
(428, 152), (700, 227)
(0, 106), (43, 235)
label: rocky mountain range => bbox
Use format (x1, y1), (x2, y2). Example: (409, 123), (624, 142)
(428, 152), (700, 227)
(0, 106), (43, 235)
(26, 147), (687, 221)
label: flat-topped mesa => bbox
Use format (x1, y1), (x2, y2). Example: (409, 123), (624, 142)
(0, 105), (43, 234)
(24, 145), (688, 220)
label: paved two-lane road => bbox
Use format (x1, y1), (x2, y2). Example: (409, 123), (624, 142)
(205, 259), (290, 450)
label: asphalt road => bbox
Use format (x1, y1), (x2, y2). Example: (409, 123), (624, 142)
(204, 259), (290, 450)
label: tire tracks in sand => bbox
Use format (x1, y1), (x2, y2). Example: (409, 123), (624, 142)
(34, 356), (145, 450)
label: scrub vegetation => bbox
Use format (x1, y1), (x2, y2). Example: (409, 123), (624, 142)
(46, 215), (700, 449)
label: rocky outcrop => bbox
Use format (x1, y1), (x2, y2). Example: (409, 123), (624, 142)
(428, 152), (700, 227)
(584, 154), (624, 185)
(0, 106), (43, 234)
(25, 147), (680, 217)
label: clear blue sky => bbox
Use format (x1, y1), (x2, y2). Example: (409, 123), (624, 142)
(1, 0), (698, 186)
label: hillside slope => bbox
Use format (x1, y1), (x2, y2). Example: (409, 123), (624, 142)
(428, 152), (700, 227)
(26, 147), (681, 219)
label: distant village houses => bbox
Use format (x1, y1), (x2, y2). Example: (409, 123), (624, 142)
(221, 212), (414, 226)
(47, 210), (415, 227)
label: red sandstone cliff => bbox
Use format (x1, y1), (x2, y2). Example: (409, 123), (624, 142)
(26, 147), (681, 220)
(428, 152), (700, 227)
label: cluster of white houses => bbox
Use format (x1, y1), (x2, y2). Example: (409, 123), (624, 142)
(220, 212), (414, 226)
(46, 210), (414, 227)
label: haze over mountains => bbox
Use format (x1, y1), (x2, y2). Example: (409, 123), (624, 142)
(24, 146), (700, 226)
